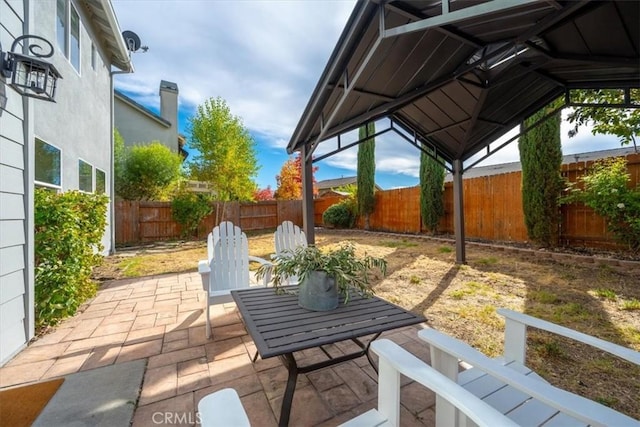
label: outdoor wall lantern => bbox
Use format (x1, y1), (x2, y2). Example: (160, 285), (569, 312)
(0, 35), (62, 105)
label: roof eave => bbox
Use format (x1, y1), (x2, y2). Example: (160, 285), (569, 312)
(114, 91), (170, 127)
(84, 0), (134, 73)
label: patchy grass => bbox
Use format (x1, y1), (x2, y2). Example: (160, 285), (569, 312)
(94, 229), (640, 419)
(621, 298), (640, 311)
(380, 239), (418, 248)
(594, 288), (618, 301)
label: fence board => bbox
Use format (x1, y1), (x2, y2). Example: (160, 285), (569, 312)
(115, 153), (638, 250)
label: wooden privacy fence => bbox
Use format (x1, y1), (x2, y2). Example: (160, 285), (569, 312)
(115, 200), (302, 244)
(115, 153), (639, 250)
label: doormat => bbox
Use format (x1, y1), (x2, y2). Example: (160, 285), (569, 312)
(0, 378), (64, 427)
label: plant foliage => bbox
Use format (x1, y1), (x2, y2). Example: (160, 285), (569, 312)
(357, 122), (376, 228)
(188, 97), (259, 201)
(34, 189), (108, 327)
(323, 202), (354, 228)
(117, 141), (183, 200)
(257, 243), (387, 304)
(254, 186), (274, 201)
(567, 89), (640, 150)
(419, 149), (445, 233)
(563, 157), (640, 251)
(518, 100), (564, 247)
(275, 153), (318, 199)
(171, 191), (214, 237)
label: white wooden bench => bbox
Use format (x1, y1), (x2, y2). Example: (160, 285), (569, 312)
(421, 308), (640, 427)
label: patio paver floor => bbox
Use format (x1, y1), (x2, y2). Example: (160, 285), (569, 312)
(0, 272), (434, 427)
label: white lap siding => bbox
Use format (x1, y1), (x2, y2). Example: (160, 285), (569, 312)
(0, 0), (34, 365)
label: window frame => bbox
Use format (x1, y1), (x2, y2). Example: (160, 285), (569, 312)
(55, 0), (81, 74)
(95, 168), (106, 194)
(34, 138), (63, 191)
(78, 158), (94, 193)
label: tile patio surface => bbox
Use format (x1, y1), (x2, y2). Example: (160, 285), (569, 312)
(0, 272), (436, 427)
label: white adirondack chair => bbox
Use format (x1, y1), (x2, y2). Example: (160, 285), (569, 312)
(272, 221), (307, 285)
(202, 225), (272, 339)
(198, 221), (240, 289)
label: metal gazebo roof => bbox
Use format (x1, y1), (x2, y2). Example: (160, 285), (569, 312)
(288, 0), (640, 262)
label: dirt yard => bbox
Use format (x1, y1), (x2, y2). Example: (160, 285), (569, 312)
(93, 229), (640, 418)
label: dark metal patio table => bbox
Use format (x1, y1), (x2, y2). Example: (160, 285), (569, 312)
(231, 286), (426, 427)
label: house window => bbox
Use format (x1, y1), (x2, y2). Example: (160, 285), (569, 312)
(56, 0), (66, 52)
(96, 169), (106, 194)
(79, 159), (93, 192)
(35, 139), (62, 189)
(56, 0), (81, 73)
(70, 5), (80, 71)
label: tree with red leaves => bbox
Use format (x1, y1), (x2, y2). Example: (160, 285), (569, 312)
(253, 186), (274, 201)
(274, 153), (318, 200)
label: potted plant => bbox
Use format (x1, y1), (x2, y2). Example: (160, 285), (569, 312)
(256, 242), (387, 311)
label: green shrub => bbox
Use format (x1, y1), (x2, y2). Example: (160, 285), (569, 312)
(34, 189), (108, 327)
(322, 202), (354, 228)
(171, 192), (213, 237)
(118, 142), (183, 200)
(563, 157), (640, 251)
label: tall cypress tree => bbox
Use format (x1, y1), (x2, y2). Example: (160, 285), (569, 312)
(518, 101), (563, 247)
(357, 122), (376, 230)
(419, 149), (445, 233)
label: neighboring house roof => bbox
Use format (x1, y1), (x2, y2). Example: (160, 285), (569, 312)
(317, 176), (383, 191)
(114, 90), (171, 127)
(317, 176), (357, 190)
(82, 0), (133, 72)
(444, 147), (638, 182)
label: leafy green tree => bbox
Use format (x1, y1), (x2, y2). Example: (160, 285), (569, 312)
(357, 122), (376, 229)
(518, 100), (564, 247)
(188, 97), (259, 201)
(118, 142), (183, 200)
(419, 149), (445, 233)
(563, 157), (640, 251)
(567, 89), (640, 150)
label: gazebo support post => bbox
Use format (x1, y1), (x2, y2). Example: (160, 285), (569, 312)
(301, 144), (316, 244)
(452, 159), (466, 264)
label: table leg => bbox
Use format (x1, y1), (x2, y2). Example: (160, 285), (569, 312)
(278, 353), (298, 427)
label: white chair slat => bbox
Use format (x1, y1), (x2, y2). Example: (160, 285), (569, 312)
(202, 222), (271, 339)
(273, 221), (307, 286)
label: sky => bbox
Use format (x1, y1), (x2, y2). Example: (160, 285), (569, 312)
(111, 0), (630, 191)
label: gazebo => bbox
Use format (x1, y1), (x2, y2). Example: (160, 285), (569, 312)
(287, 0), (640, 263)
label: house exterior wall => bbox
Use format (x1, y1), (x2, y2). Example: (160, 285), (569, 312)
(32, 0), (114, 254)
(0, 0), (35, 365)
(114, 96), (177, 151)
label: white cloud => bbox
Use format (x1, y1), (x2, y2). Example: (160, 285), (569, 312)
(112, 0), (356, 143)
(111, 1), (634, 189)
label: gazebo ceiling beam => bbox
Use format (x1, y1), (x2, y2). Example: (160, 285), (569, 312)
(328, 84), (396, 102)
(383, 2), (482, 48)
(382, 0), (541, 40)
